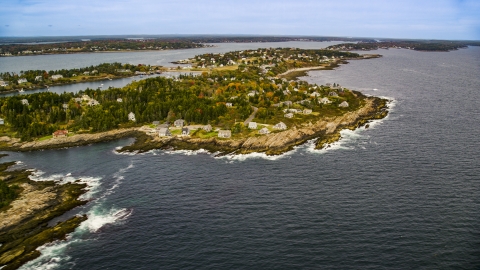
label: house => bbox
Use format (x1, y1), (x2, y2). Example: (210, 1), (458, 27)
(328, 91), (338, 97)
(274, 122), (287, 130)
(51, 74), (63, 80)
(310, 92), (321, 97)
(319, 97), (331, 104)
(218, 130), (231, 138)
(83, 71), (90, 75)
(87, 99), (99, 106)
(174, 119), (185, 127)
(128, 112), (136, 122)
(62, 103), (68, 110)
(339, 101), (349, 107)
(18, 78), (28, 84)
(0, 118), (4, 125)
(158, 128), (172, 137)
(73, 97), (82, 103)
(258, 127), (270, 134)
(284, 101), (293, 106)
(117, 98), (123, 102)
(248, 122), (257, 129)
(21, 99), (29, 105)
(0, 81), (8, 87)
(152, 121), (160, 126)
(247, 91), (258, 97)
(303, 109), (312, 114)
(284, 113), (294, 118)
(35, 76), (43, 81)
(52, 130), (68, 138)
(226, 103), (233, 107)
(82, 95), (91, 101)
(203, 124), (212, 132)
(181, 127), (189, 135)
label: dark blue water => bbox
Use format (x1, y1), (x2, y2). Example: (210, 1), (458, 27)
(1, 46), (479, 269)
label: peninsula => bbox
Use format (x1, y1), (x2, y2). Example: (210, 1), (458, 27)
(0, 47), (388, 154)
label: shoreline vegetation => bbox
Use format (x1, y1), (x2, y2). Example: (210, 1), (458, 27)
(0, 47), (387, 154)
(0, 156), (88, 270)
(0, 39), (209, 57)
(0, 62), (167, 94)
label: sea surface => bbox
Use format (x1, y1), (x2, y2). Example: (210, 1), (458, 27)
(1, 44), (479, 269)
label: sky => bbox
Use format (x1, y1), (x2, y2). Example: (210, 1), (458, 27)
(0, 0), (479, 40)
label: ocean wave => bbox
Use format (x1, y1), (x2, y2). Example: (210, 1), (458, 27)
(79, 207), (133, 233)
(21, 162), (135, 269)
(19, 237), (79, 270)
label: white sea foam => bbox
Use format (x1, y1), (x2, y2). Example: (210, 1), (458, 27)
(20, 162), (135, 269)
(306, 97), (396, 154)
(79, 206), (132, 233)
(163, 148), (210, 156)
(29, 171), (102, 200)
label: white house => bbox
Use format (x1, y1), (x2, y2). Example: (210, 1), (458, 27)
(35, 76), (43, 81)
(18, 78), (27, 84)
(51, 74), (63, 80)
(203, 124), (212, 132)
(225, 103), (233, 107)
(310, 92), (321, 97)
(328, 91), (338, 97)
(303, 109), (312, 114)
(283, 101), (293, 106)
(218, 130), (232, 138)
(258, 127), (270, 134)
(158, 128), (172, 137)
(339, 101), (349, 107)
(248, 122), (257, 129)
(274, 122), (287, 130)
(82, 95), (91, 101)
(128, 112), (136, 122)
(87, 99), (99, 106)
(21, 99), (29, 105)
(117, 98), (123, 102)
(318, 97), (331, 104)
(284, 113), (294, 118)
(0, 118), (4, 125)
(174, 119), (185, 127)
(0, 81), (8, 87)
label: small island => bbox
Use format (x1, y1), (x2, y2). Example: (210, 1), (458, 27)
(0, 47), (388, 154)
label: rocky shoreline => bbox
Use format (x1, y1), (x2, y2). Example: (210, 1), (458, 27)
(119, 95), (389, 156)
(0, 95), (388, 155)
(0, 159), (88, 270)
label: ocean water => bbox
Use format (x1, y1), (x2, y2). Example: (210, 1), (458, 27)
(1, 46), (479, 269)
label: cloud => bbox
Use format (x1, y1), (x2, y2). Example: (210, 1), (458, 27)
(0, 0), (478, 39)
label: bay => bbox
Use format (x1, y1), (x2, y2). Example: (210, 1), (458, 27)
(0, 45), (478, 269)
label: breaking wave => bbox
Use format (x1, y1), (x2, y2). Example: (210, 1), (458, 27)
(20, 162), (135, 270)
